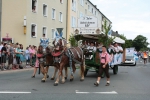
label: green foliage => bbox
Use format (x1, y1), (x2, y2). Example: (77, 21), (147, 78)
(68, 34), (78, 47)
(132, 35), (149, 51)
(119, 34), (127, 40)
(125, 39), (133, 48)
(119, 34), (133, 49)
(98, 20), (114, 47)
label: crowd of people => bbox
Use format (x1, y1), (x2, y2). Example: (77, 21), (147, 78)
(0, 42), (38, 71)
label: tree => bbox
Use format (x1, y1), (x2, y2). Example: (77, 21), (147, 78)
(119, 34), (133, 48)
(119, 34), (127, 41)
(69, 34), (78, 47)
(98, 20), (114, 47)
(125, 39), (133, 48)
(132, 35), (149, 51)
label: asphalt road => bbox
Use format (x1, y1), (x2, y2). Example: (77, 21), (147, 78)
(0, 60), (150, 100)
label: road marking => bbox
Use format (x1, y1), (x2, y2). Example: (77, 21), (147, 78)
(75, 90), (118, 94)
(0, 91), (31, 94)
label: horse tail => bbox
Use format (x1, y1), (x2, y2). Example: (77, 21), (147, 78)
(78, 47), (85, 76)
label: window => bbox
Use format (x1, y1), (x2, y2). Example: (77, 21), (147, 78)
(74, 17), (76, 27)
(52, 8), (56, 19)
(88, 5), (90, 11)
(43, 4), (47, 16)
(32, 0), (37, 12)
(92, 8), (93, 13)
(80, 0), (84, 6)
(72, 0), (76, 11)
(95, 11), (96, 16)
(71, 16), (76, 27)
(60, 0), (63, 3)
(80, 12), (84, 18)
(42, 27), (47, 37)
(52, 29), (55, 39)
(59, 12), (63, 22)
(31, 24), (37, 38)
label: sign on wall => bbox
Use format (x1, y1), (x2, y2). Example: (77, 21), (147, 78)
(74, 28), (101, 34)
(78, 16), (98, 28)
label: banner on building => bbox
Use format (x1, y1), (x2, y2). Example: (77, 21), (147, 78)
(78, 16), (98, 28)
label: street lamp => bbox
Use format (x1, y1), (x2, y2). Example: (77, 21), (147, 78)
(23, 16), (27, 34)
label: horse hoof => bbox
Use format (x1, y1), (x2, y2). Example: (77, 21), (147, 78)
(70, 79), (74, 82)
(80, 79), (84, 81)
(54, 83), (58, 86)
(47, 75), (49, 78)
(51, 78), (55, 80)
(65, 77), (67, 80)
(41, 80), (45, 82)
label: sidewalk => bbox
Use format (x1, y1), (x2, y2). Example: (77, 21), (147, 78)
(0, 60), (34, 74)
(0, 65), (34, 74)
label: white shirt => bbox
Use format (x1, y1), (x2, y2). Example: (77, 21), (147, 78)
(114, 46), (119, 52)
(87, 46), (97, 52)
(0, 45), (3, 51)
(118, 46), (123, 52)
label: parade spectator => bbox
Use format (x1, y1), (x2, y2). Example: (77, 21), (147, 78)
(25, 47), (30, 65)
(20, 44), (23, 51)
(12, 55), (19, 69)
(7, 43), (14, 69)
(94, 46), (110, 86)
(1, 43), (7, 71)
(15, 44), (23, 69)
(0, 42), (3, 68)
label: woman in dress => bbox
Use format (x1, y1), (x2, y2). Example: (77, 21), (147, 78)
(31, 46), (40, 78)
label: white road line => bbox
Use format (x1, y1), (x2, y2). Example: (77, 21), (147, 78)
(0, 91), (31, 94)
(75, 90), (118, 94)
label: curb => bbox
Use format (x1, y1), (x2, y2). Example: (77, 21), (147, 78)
(0, 67), (34, 74)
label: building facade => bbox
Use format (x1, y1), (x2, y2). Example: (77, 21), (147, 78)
(1, 0), (111, 48)
(66, 0), (112, 41)
(1, 0), (67, 48)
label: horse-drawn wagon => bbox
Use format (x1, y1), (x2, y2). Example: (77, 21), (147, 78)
(73, 33), (125, 77)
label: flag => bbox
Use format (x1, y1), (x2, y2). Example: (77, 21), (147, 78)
(108, 29), (112, 35)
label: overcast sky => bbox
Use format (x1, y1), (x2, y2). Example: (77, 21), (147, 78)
(91, 0), (150, 43)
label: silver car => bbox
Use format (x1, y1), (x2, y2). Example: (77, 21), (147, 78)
(124, 55), (136, 66)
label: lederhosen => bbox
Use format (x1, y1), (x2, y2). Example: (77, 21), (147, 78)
(98, 53), (110, 78)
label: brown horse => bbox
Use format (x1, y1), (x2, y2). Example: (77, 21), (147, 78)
(38, 45), (68, 82)
(52, 38), (85, 86)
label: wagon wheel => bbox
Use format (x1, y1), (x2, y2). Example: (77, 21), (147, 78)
(113, 65), (118, 75)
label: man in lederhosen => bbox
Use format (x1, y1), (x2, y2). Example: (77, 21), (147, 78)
(94, 46), (110, 86)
